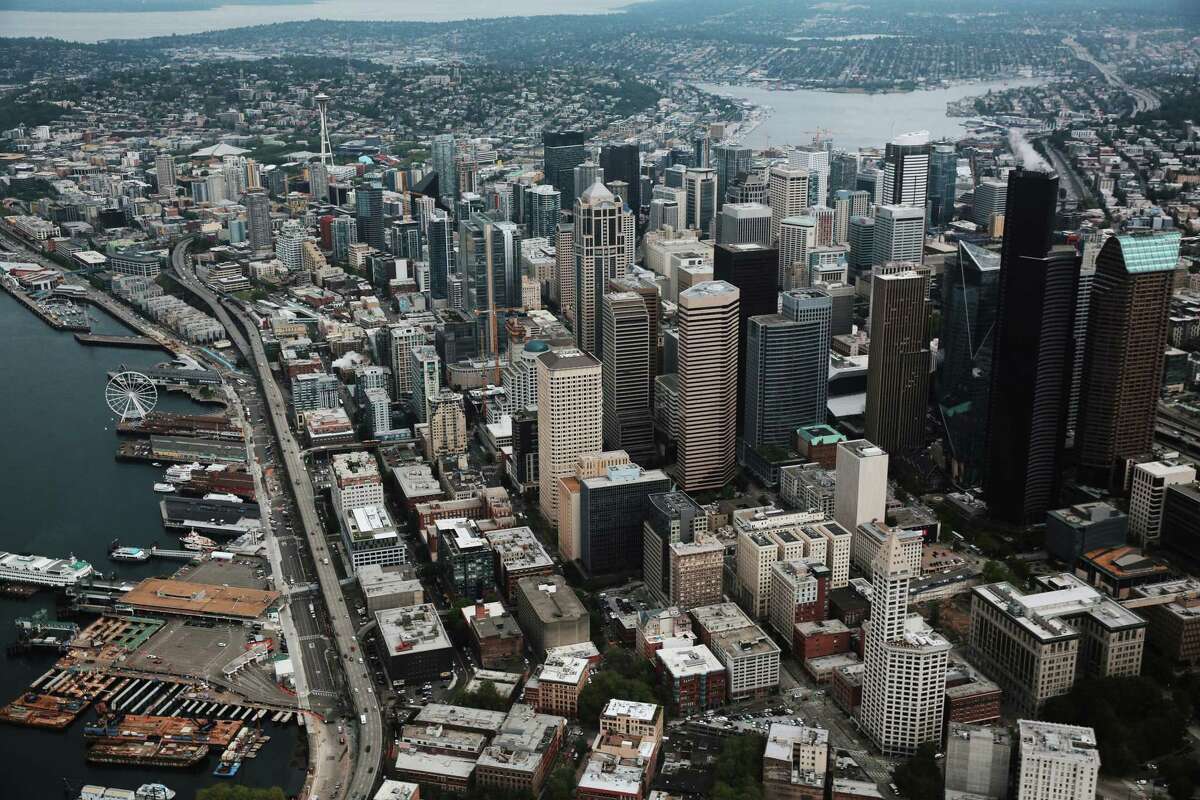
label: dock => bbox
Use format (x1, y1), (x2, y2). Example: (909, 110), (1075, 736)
(74, 333), (165, 350)
(0, 280), (90, 331)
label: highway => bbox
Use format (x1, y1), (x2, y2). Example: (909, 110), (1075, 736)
(1064, 35), (1161, 115)
(170, 238), (383, 800)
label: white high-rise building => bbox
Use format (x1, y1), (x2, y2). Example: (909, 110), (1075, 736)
(537, 349), (603, 523)
(574, 181), (634, 356)
(834, 439), (888, 534)
(274, 220), (305, 272)
(677, 281), (739, 492)
(409, 345), (441, 423)
(789, 146), (830, 205)
(331, 451), (385, 517)
(872, 204), (926, 265)
(155, 154), (177, 198)
(388, 325), (424, 397)
(973, 178), (1008, 227)
(882, 131), (931, 210)
(859, 529), (950, 756)
(718, 202), (772, 247)
(1015, 721), (1100, 800)
(1130, 461), (1196, 545)
(684, 167), (719, 240)
(779, 215), (817, 290)
(768, 166), (810, 244)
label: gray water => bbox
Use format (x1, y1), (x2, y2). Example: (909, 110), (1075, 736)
(700, 78), (1047, 151)
(0, 0), (630, 42)
(0, 291), (304, 799)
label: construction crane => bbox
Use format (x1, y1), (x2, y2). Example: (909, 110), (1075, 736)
(470, 303), (522, 422)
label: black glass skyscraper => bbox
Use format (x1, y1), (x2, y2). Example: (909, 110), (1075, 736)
(712, 143), (752, 211)
(714, 242), (779, 434)
(983, 169), (1080, 525)
(938, 241), (1000, 487)
(427, 208), (453, 299)
(543, 130), (586, 200)
(355, 182), (384, 251)
(928, 144), (958, 227)
(600, 142), (641, 216)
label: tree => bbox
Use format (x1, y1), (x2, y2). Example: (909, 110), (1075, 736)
(452, 679), (509, 712)
(544, 765), (577, 800)
(196, 787), (287, 800)
(893, 743), (944, 800)
(711, 733), (765, 800)
(577, 670), (657, 724)
(1042, 676), (1188, 775)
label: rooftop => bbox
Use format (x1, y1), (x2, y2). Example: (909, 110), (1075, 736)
(1018, 719), (1100, 764)
(414, 704), (508, 734)
(517, 575), (587, 622)
(656, 644), (725, 677)
(476, 704), (565, 775)
(376, 604), (452, 656)
(602, 699), (660, 723)
(121, 578), (278, 619)
(973, 573), (1146, 642)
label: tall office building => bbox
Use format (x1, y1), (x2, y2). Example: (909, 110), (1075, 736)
(882, 131), (932, 210)
(744, 289), (832, 452)
(714, 242), (779, 433)
(427, 209), (453, 299)
(648, 198), (681, 233)
(832, 190), (869, 245)
(245, 189), (272, 255)
(579, 464), (672, 577)
(608, 272), (661, 402)
(828, 151), (860, 198)
(601, 292), (655, 465)
(600, 142), (641, 215)
(684, 168), (718, 239)
(388, 218), (422, 261)
(779, 216), (817, 289)
(768, 166), (810, 244)
(872, 205), (925, 265)
(330, 215), (357, 264)
(356, 183), (384, 251)
(388, 325), (424, 397)
(677, 281), (740, 492)
(1015, 721), (1100, 800)
(857, 168), (884, 206)
(155, 154), (177, 198)
(790, 146), (830, 207)
(713, 143), (753, 211)
(865, 268), (931, 455)
(544, 130), (586, 199)
(527, 184), (562, 240)
(1067, 257), (1096, 438)
(308, 160), (329, 203)
(834, 439), (888, 535)
(1130, 461), (1197, 545)
(938, 241), (1001, 487)
(537, 348), (603, 523)
(718, 202), (772, 246)
(432, 133), (457, 202)
(573, 161), (603, 199)
(848, 215), (876, 273)
(984, 169), (1080, 526)
(928, 144), (958, 227)
(574, 181), (634, 356)
(1076, 232), (1180, 486)
(973, 178), (1008, 228)
(860, 529), (950, 756)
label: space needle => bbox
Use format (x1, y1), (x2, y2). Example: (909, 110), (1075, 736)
(314, 92), (333, 167)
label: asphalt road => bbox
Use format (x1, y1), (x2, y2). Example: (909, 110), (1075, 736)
(171, 238), (383, 800)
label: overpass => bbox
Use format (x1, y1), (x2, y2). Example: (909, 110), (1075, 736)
(169, 238), (382, 800)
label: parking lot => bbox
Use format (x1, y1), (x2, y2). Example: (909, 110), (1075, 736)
(177, 555), (272, 590)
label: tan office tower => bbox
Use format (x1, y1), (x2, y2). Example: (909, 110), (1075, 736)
(677, 281), (739, 492)
(768, 166), (810, 245)
(865, 268), (930, 455)
(601, 291), (655, 465)
(537, 349), (603, 524)
(574, 181), (633, 356)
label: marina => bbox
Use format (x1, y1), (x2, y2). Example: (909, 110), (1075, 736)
(0, 289), (303, 796)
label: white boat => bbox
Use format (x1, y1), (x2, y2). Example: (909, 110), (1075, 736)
(203, 492), (242, 503)
(153, 483), (176, 494)
(180, 531), (217, 551)
(79, 784), (176, 800)
(164, 462), (201, 484)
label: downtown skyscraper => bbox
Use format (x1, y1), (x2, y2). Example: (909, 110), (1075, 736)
(677, 281), (740, 492)
(984, 169), (1080, 525)
(574, 181), (634, 356)
(600, 142), (642, 216)
(865, 267), (931, 455)
(1076, 232), (1181, 487)
(544, 130), (586, 199)
(601, 291), (655, 465)
(882, 130), (932, 210)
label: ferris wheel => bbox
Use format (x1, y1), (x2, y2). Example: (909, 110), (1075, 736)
(105, 371), (158, 421)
